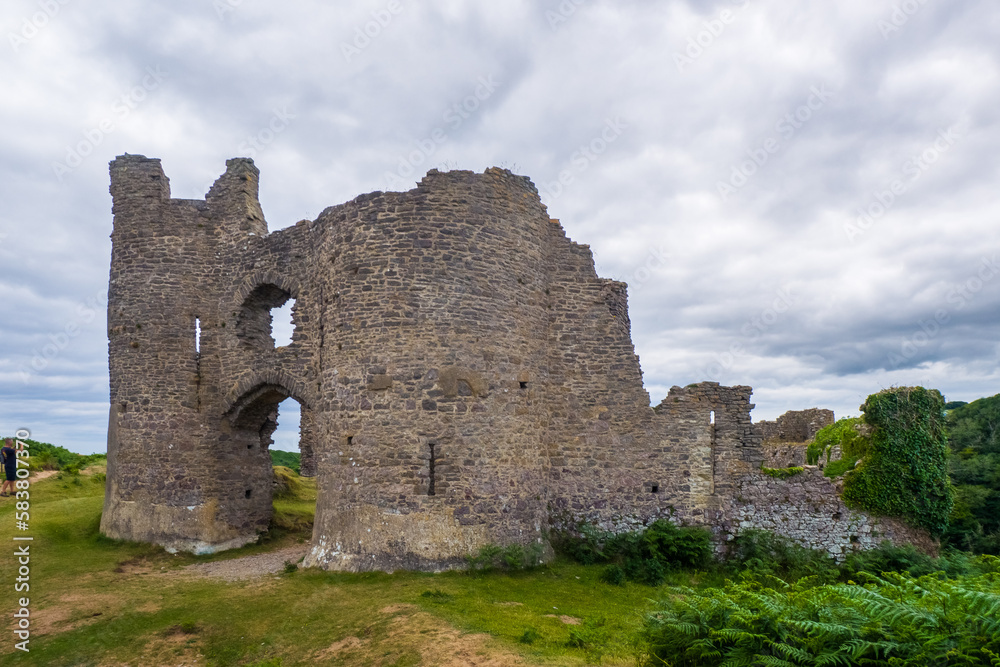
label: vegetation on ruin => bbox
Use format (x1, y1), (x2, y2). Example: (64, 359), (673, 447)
(806, 416), (865, 468)
(760, 465), (804, 479)
(799, 391), (998, 554)
(841, 387), (954, 536)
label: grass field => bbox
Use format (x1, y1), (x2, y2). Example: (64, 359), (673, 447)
(0, 465), (702, 666)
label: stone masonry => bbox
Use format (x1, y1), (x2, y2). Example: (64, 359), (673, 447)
(101, 156), (933, 570)
(755, 408), (835, 443)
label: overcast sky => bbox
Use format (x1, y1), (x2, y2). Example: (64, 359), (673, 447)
(1, 0), (998, 454)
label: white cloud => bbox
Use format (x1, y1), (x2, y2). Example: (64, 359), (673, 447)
(1, 0), (998, 453)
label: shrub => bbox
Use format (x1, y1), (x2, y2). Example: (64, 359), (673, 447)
(557, 520), (712, 586)
(822, 456), (856, 478)
(552, 522), (607, 565)
(518, 627), (541, 644)
(599, 564), (626, 586)
(840, 540), (937, 578)
(465, 543), (543, 572)
(419, 589), (452, 603)
(726, 529), (837, 582)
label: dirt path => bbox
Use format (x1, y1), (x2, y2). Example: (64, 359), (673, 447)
(181, 545), (310, 581)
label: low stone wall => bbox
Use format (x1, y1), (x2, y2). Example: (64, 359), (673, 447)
(761, 442), (808, 468)
(713, 467), (937, 561)
(755, 408), (834, 443)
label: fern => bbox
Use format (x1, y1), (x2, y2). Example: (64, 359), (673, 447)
(641, 570), (1000, 666)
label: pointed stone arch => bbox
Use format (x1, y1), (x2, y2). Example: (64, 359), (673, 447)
(233, 270), (304, 350)
(223, 368), (319, 476)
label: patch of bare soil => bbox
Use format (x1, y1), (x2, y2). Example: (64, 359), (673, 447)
(314, 603), (526, 666)
(32, 592), (123, 637)
(544, 614), (582, 625)
(115, 555), (160, 575)
(96, 631), (206, 667)
(181, 545), (309, 582)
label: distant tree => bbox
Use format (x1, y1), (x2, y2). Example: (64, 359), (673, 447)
(944, 394), (1000, 554)
(269, 449), (301, 474)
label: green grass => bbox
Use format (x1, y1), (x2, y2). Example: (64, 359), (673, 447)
(2, 465), (701, 666)
(3, 463), (995, 665)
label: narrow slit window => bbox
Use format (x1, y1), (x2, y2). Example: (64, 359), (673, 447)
(195, 317), (201, 354)
(651, 484), (659, 494)
(709, 410), (715, 425)
(428, 443), (437, 496)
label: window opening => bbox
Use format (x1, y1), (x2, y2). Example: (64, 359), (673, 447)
(271, 300), (295, 347)
(428, 443), (437, 496)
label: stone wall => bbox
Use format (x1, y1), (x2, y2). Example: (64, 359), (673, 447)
(755, 408), (834, 443)
(761, 443), (809, 468)
(712, 467), (938, 560)
(102, 155), (934, 570)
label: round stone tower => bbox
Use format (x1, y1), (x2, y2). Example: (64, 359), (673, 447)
(304, 168), (555, 571)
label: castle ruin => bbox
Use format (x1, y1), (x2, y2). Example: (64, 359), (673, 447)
(101, 155), (933, 570)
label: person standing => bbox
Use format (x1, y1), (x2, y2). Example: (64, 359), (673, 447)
(1, 438), (17, 496)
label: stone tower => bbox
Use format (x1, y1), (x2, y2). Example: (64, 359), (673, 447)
(102, 155), (933, 570)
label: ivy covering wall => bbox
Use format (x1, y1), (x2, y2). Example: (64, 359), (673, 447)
(842, 387), (954, 536)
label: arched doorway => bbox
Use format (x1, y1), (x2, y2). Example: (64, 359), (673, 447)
(225, 383), (317, 544)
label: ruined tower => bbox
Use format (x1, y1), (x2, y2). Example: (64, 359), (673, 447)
(102, 155), (933, 570)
